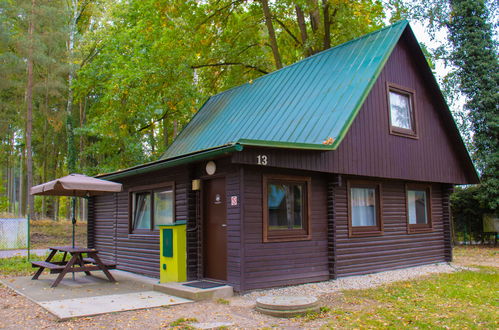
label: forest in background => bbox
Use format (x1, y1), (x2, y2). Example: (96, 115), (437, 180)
(0, 0), (497, 220)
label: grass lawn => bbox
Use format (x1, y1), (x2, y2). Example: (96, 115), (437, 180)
(30, 219), (87, 249)
(323, 267), (498, 328)
(0, 253), (68, 278)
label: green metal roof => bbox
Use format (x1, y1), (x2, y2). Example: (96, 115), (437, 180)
(162, 20), (409, 159)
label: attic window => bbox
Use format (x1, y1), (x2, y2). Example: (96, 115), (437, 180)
(387, 83), (417, 138)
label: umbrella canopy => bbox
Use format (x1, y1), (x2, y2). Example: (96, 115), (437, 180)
(30, 174), (122, 197)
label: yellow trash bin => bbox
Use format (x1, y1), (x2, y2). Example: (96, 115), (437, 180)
(159, 222), (187, 283)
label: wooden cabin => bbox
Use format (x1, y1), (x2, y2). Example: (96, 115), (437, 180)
(90, 21), (478, 292)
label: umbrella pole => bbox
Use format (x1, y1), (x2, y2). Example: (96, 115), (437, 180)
(71, 197), (76, 248)
(71, 197), (76, 281)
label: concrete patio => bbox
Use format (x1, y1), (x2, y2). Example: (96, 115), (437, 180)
(0, 269), (191, 320)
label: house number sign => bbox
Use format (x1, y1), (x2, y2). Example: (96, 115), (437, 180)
(257, 155), (268, 165)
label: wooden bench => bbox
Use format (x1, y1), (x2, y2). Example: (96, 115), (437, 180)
(31, 261), (66, 272)
(82, 257), (117, 269)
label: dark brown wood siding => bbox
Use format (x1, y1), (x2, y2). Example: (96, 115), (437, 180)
(334, 176), (446, 277)
(225, 168), (243, 291)
(88, 194), (117, 264)
(90, 157), (244, 284)
(90, 167), (192, 278)
(231, 36), (475, 185)
(241, 165), (329, 291)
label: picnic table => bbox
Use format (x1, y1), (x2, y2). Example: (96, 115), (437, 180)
(31, 246), (116, 288)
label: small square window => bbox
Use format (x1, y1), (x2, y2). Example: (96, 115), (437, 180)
(348, 181), (383, 237)
(406, 185), (432, 233)
(130, 184), (174, 234)
(263, 175), (311, 242)
(387, 84), (417, 138)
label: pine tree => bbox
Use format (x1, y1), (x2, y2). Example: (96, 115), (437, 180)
(448, 0), (499, 210)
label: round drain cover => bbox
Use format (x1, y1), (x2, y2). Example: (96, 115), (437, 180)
(255, 296), (320, 317)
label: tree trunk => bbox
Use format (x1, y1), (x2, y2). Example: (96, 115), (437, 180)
(309, 0), (320, 33)
(260, 0), (283, 69)
(173, 120), (178, 139)
(163, 116), (169, 147)
(322, 0), (331, 50)
(66, 0), (79, 174)
(26, 0), (35, 219)
(295, 5), (312, 57)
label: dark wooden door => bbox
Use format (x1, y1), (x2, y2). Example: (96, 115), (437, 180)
(203, 177), (227, 281)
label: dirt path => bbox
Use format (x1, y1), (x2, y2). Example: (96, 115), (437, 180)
(0, 247), (497, 329)
(0, 284), (329, 329)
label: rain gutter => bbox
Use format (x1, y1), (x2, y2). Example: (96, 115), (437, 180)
(99, 143), (244, 180)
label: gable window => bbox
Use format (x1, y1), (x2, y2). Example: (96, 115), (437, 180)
(130, 183), (174, 234)
(348, 181), (383, 237)
(406, 184), (432, 233)
(263, 174), (311, 242)
(387, 83), (417, 138)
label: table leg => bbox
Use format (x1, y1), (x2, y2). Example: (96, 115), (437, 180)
(89, 252), (116, 283)
(32, 249), (58, 280)
(51, 254), (78, 288)
(77, 254), (92, 276)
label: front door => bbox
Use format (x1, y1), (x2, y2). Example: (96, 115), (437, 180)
(203, 177), (227, 281)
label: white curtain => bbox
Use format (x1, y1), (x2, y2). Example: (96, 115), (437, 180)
(408, 190), (427, 224)
(133, 193), (151, 229)
(390, 91), (411, 129)
(351, 187), (376, 226)
(154, 189), (173, 226)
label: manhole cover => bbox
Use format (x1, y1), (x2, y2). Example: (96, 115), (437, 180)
(255, 295), (320, 317)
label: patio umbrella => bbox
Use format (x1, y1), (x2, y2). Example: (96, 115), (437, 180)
(31, 174), (122, 248)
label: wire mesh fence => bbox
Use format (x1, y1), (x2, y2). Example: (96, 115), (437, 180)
(0, 218), (28, 250)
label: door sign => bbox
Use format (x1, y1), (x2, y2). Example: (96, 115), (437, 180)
(214, 194), (222, 204)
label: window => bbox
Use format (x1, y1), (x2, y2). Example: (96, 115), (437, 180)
(348, 181), (383, 237)
(406, 185), (432, 233)
(263, 175), (311, 242)
(387, 83), (417, 138)
(129, 183), (174, 234)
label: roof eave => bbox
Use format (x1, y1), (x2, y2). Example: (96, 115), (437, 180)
(97, 143), (244, 181)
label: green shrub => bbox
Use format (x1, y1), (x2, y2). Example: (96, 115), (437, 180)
(451, 185), (496, 243)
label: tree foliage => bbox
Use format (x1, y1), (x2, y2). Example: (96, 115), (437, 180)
(447, 0), (499, 210)
(74, 0), (386, 174)
(451, 185), (495, 243)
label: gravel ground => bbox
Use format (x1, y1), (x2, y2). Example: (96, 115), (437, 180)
(0, 262), (479, 329)
(232, 262), (465, 307)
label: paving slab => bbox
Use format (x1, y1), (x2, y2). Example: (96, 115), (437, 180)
(1, 270), (157, 301)
(190, 321), (235, 329)
(39, 291), (191, 320)
(1, 270), (191, 320)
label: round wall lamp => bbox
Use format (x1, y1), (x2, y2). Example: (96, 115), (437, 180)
(205, 161), (216, 175)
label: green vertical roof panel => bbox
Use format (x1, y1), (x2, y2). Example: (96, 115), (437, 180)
(162, 21), (409, 160)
